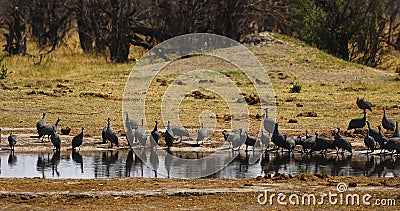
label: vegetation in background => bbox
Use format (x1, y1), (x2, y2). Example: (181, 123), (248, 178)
(289, 0), (399, 67)
(289, 83), (302, 93)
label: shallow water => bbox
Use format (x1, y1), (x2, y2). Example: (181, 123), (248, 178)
(0, 149), (399, 179)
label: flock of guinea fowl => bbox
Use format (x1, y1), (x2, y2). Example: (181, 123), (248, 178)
(2, 97), (399, 155)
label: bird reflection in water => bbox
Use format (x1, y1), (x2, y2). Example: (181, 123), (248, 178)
(150, 149), (159, 178)
(125, 150), (134, 177)
(71, 150), (84, 173)
(37, 151), (61, 178)
(165, 149), (173, 178)
(8, 151), (17, 167)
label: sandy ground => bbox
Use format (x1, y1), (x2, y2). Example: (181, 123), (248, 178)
(0, 174), (400, 210)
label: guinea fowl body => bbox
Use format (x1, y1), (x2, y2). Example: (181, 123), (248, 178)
(50, 126), (61, 151)
(72, 127), (84, 150)
(347, 111), (367, 130)
(39, 118), (61, 142)
(8, 133), (18, 151)
(150, 120), (160, 148)
(165, 121), (174, 148)
(364, 129), (375, 152)
(171, 127), (190, 141)
(105, 118), (119, 148)
(36, 113), (46, 133)
(263, 108), (275, 135)
(334, 128), (352, 154)
(382, 108), (395, 131)
(244, 131), (257, 151)
(195, 123), (207, 144)
(393, 121), (399, 138)
(356, 97), (372, 112)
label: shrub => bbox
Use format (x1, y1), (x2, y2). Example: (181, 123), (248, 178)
(290, 83), (302, 93)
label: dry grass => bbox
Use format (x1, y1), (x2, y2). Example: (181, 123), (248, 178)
(0, 33), (399, 143)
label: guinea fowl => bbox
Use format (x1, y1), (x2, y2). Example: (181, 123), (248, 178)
(311, 133), (336, 153)
(222, 131), (236, 148)
(105, 117), (119, 148)
(303, 132), (317, 153)
(347, 111), (367, 131)
(393, 121), (399, 138)
(135, 119), (147, 147)
(36, 113), (46, 134)
(382, 108), (395, 131)
(260, 130), (271, 149)
(195, 123), (207, 145)
(334, 128), (352, 154)
(165, 120), (174, 148)
(376, 125), (389, 153)
(271, 123), (288, 152)
(38, 117), (61, 142)
(263, 108), (275, 135)
(356, 97), (372, 112)
(150, 120), (160, 148)
(125, 119), (135, 149)
(230, 130), (243, 150)
(364, 128), (375, 153)
(8, 133), (17, 151)
(72, 127), (84, 151)
(385, 137), (400, 154)
(284, 135), (296, 152)
(171, 127), (190, 141)
(366, 121), (379, 141)
(137, 120), (148, 148)
(50, 126), (61, 151)
(125, 112), (138, 130)
(244, 131), (257, 151)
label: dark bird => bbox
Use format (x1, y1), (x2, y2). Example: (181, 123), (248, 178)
(101, 124), (108, 144)
(150, 120), (160, 148)
(165, 120), (174, 148)
(36, 113), (46, 133)
(303, 132), (317, 153)
(135, 119), (147, 147)
(364, 129), (375, 153)
(356, 97), (372, 112)
(260, 130), (271, 149)
(39, 117), (61, 142)
(8, 133), (17, 151)
(376, 125), (389, 153)
(50, 126), (61, 151)
(231, 129), (244, 150)
(366, 121), (379, 141)
(72, 127), (84, 151)
(393, 121), (399, 138)
(171, 127), (190, 141)
(311, 133), (336, 153)
(222, 131), (236, 148)
(195, 123), (207, 145)
(382, 108), (395, 131)
(271, 123), (287, 152)
(125, 112), (138, 130)
(105, 117), (119, 148)
(385, 137), (400, 154)
(244, 131), (257, 151)
(284, 135), (296, 152)
(263, 108), (275, 135)
(125, 118), (135, 149)
(347, 110), (367, 131)
(334, 128), (352, 154)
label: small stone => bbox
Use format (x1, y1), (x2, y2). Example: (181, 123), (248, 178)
(288, 119), (298, 123)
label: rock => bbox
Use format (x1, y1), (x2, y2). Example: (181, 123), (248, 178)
(297, 112), (318, 117)
(288, 119), (298, 123)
